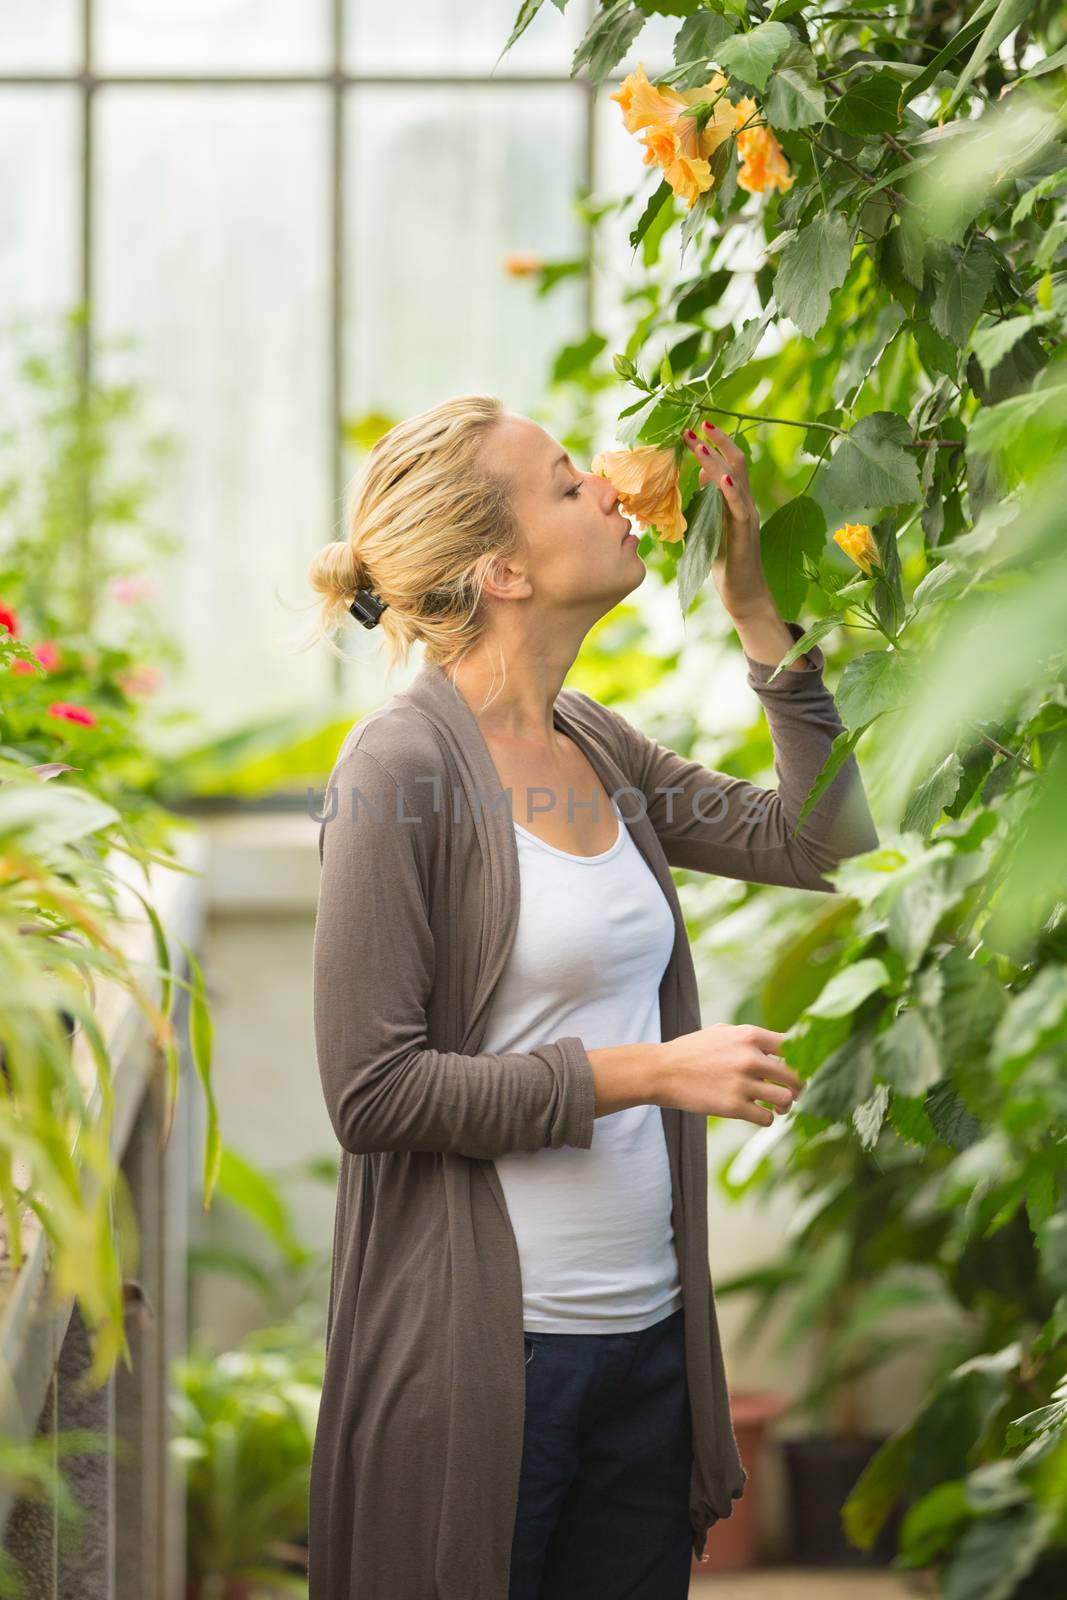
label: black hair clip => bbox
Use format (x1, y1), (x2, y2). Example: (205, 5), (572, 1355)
(349, 586), (389, 629)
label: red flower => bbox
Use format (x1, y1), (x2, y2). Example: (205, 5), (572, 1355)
(47, 701), (96, 728)
(11, 640), (61, 676)
(0, 604), (19, 637)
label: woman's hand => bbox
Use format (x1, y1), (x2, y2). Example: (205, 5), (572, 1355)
(682, 419), (773, 621)
(652, 1023), (803, 1125)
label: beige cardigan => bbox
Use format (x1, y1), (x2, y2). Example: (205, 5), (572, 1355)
(308, 620), (879, 1598)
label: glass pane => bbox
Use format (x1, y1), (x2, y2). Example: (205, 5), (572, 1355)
(0, 90), (80, 394)
(95, 0), (330, 74)
(342, 82), (587, 440)
(95, 88), (334, 735)
(341, 81), (589, 703)
(0, 0), (79, 72)
(345, 0), (591, 77)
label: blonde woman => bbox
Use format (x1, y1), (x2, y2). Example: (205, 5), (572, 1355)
(306, 395), (878, 1599)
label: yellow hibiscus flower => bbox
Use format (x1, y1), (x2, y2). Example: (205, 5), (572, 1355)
(833, 523), (882, 574)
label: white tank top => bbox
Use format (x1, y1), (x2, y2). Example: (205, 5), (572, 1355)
(482, 809), (683, 1333)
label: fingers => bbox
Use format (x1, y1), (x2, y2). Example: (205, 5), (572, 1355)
(682, 419), (744, 471)
(699, 419), (744, 467)
(751, 1080), (796, 1112)
(743, 1026), (789, 1055)
(737, 1026), (803, 1100)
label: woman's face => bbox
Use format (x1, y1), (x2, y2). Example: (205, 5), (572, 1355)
(482, 412), (646, 615)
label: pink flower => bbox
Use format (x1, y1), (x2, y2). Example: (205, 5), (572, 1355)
(107, 574), (160, 605)
(12, 640), (61, 676)
(47, 702), (97, 728)
(0, 603), (20, 637)
(117, 664), (163, 697)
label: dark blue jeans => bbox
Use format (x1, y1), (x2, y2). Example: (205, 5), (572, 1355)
(507, 1306), (693, 1599)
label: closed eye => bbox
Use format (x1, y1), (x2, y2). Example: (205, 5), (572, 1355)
(565, 483), (582, 498)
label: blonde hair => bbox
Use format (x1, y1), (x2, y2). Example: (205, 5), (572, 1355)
(307, 393), (522, 692)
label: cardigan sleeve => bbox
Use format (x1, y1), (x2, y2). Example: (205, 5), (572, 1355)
(313, 742), (597, 1159)
(601, 620), (879, 891)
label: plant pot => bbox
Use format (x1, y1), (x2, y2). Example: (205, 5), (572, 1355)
(691, 1388), (787, 1577)
(781, 1432), (906, 1566)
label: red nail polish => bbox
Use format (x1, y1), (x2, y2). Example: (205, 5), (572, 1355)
(724, 474), (733, 486)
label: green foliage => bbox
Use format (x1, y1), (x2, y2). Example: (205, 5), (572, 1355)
(0, 314), (223, 1385)
(506, 0), (1067, 1587)
(171, 1324), (323, 1591)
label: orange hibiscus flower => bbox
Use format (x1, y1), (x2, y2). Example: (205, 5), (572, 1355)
(502, 252), (545, 278)
(611, 63), (793, 208)
(610, 63), (741, 211)
(590, 445), (687, 543)
(734, 95), (795, 195)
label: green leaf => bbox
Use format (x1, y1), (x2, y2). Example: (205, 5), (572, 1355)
(496, 0), (547, 66)
(940, 1504), (1048, 1600)
(715, 305), (775, 383)
(794, 726), (865, 835)
(836, 648), (919, 733)
(680, 185), (716, 261)
(830, 70), (902, 136)
(765, 613), (848, 685)
(890, 868), (959, 972)
(182, 941), (222, 1207)
(929, 241), (998, 347)
(842, 1424), (916, 1550)
(775, 211), (854, 338)
(970, 312), (1054, 381)
(924, 1080), (983, 1151)
(821, 411), (921, 515)
(0, 781), (120, 854)
(551, 331), (607, 382)
(875, 1009), (943, 1097)
(673, 9), (734, 71)
(853, 1082), (890, 1149)
(898, 1481), (972, 1566)
(759, 495), (825, 620)
(714, 20), (792, 94)
(801, 1033), (877, 1119)
(901, 3), (1002, 106)
(901, 753), (964, 837)
(944, 0), (1035, 115)
(887, 1092), (937, 1147)
(572, 0), (647, 89)
(677, 481), (724, 620)
(628, 178), (673, 251)
(967, 368), (1067, 457)
(1007, 1376), (1067, 1447)
(1036, 1211), (1067, 1294)
(870, 513), (904, 637)
(763, 41), (825, 131)
(808, 958), (891, 1019)
(991, 966), (1067, 1071)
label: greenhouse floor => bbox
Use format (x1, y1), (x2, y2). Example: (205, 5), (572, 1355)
(689, 1569), (923, 1597)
